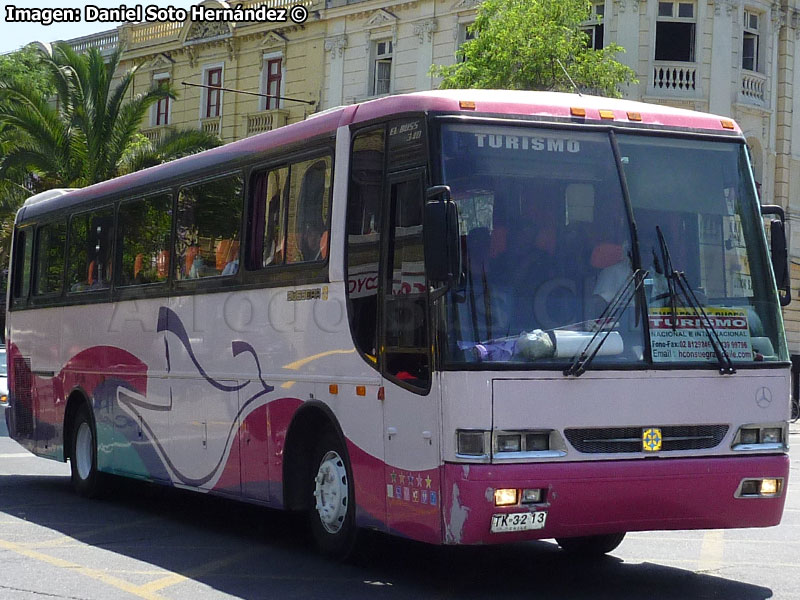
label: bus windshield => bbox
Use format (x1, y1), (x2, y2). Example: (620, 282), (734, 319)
(439, 123), (787, 368)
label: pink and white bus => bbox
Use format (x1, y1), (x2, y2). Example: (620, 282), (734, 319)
(5, 90), (791, 558)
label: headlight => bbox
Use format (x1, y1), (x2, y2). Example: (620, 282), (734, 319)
(496, 434), (522, 453)
(740, 428), (759, 444)
(525, 433), (550, 451)
(733, 424), (785, 450)
(457, 430), (488, 456)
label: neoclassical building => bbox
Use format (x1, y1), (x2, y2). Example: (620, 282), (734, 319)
(53, 0), (800, 351)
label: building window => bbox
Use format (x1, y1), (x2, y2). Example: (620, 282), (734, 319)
(205, 67), (222, 118)
(655, 1), (696, 62)
(743, 10), (760, 72)
(457, 22), (476, 62)
(153, 74), (170, 126)
(261, 56), (283, 110)
(372, 40), (393, 96)
(582, 2), (605, 50)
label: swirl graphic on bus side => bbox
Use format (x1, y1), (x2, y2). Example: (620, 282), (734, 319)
(116, 307), (276, 487)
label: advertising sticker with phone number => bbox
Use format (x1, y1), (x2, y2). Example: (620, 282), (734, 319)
(649, 306), (752, 362)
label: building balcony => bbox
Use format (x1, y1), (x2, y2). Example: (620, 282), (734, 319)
(740, 71), (767, 106)
(650, 62), (699, 97)
(245, 109), (289, 136)
(201, 116), (221, 137)
(141, 125), (175, 144)
(66, 29), (118, 55)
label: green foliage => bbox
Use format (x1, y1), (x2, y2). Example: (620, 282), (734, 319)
(432, 0), (637, 97)
(0, 45), (54, 99)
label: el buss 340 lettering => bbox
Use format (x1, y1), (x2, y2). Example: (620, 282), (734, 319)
(5, 90), (790, 560)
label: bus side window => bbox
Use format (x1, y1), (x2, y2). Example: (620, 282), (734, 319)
(347, 128), (385, 363)
(12, 228), (34, 304)
(286, 156), (332, 264)
(33, 221), (67, 297)
(67, 208), (114, 293)
(118, 194), (172, 286)
(175, 174), (243, 280)
(246, 166), (288, 269)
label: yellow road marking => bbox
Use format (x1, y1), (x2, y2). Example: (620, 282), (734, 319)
(697, 530), (725, 572)
(137, 550), (254, 593)
(0, 538), (170, 600)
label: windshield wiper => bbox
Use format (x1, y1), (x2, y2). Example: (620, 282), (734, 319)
(656, 226), (736, 375)
(564, 268), (647, 377)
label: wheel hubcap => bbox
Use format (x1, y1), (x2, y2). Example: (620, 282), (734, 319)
(75, 422), (93, 481)
(313, 450), (348, 533)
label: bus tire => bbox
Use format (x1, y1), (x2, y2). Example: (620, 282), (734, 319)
(556, 532), (626, 556)
(69, 405), (101, 498)
(308, 431), (357, 560)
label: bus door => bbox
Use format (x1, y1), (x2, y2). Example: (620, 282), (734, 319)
(381, 169), (442, 543)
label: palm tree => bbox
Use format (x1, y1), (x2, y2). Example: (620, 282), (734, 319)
(0, 42), (221, 191)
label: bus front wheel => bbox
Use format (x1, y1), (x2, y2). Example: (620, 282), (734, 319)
(308, 431), (357, 559)
(556, 532), (626, 556)
(70, 405), (101, 498)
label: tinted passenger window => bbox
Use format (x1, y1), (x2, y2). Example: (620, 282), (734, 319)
(67, 208), (114, 292)
(246, 166), (288, 269)
(12, 228), (34, 302)
(286, 157), (332, 264)
(176, 174), (243, 280)
(118, 194), (172, 286)
(33, 222), (67, 296)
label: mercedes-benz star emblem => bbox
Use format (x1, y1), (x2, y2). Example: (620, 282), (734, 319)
(756, 387), (773, 408)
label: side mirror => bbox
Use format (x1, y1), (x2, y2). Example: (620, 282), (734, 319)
(424, 185), (461, 287)
(761, 205), (791, 306)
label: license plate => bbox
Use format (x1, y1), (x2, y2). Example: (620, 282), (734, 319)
(491, 511), (547, 533)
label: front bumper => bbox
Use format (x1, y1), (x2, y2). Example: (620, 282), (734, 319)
(442, 454), (789, 544)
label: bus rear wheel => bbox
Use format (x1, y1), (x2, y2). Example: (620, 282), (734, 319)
(308, 431), (357, 560)
(556, 532), (626, 556)
(70, 405), (101, 498)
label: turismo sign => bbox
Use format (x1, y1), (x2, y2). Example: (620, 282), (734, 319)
(649, 307), (753, 362)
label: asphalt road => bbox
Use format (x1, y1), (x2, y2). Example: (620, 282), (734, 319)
(1, 409), (799, 600)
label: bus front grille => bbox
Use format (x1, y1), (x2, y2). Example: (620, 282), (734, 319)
(564, 425), (729, 453)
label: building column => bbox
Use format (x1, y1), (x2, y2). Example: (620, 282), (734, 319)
(324, 35), (347, 108)
(413, 19), (437, 91)
(708, 0), (735, 116)
(611, 0), (641, 99)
